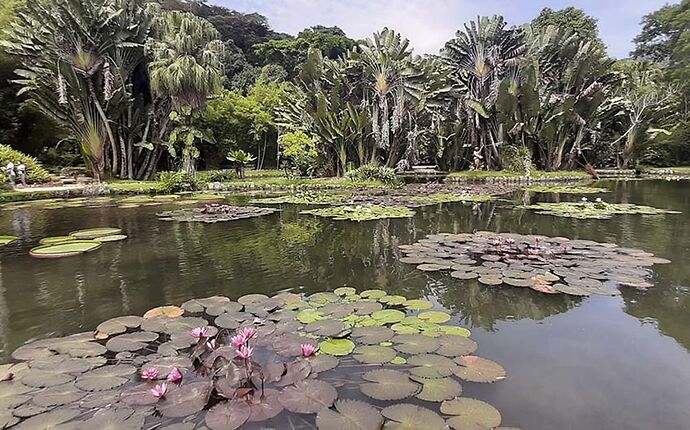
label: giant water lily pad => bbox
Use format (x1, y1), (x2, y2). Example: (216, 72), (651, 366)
(453, 356), (506, 383)
(29, 240), (102, 258)
(38, 236), (74, 245)
(95, 234), (128, 242)
(360, 369), (419, 401)
(301, 205), (415, 222)
(0, 235), (17, 246)
(316, 399), (383, 430)
(69, 227), (122, 239)
(524, 201), (680, 219)
(319, 339), (355, 356)
(278, 379), (338, 414)
(381, 404), (446, 430)
(441, 397), (502, 430)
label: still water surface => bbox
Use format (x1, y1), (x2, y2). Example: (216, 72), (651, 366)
(0, 179), (688, 429)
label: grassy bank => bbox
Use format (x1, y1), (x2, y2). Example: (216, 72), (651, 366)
(447, 170), (590, 181)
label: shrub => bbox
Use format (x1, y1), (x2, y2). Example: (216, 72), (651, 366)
(346, 163), (399, 186)
(278, 131), (319, 177)
(501, 145), (533, 174)
(156, 171), (201, 193)
(197, 169), (237, 183)
(0, 144), (51, 183)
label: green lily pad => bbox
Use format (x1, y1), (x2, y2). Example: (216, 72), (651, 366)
(95, 234), (128, 242)
(436, 335), (478, 357)
(412, 375), (463, 402)
(453, 355), (506, 383)
(278, 379), (338, 414)
(390, 356), (407, 365)
(334, 287), (357, 296)
(392, 334), (440, 354)
(380, 404), (446, 430)
(360, 289), (387, 299)
(0, 235), (17, 246)
(372, 309), (406, 324)
(30, 240), (102, 258)
(379, 295), (407, 305)
(418, 311), (451, 324)
(441, 397), (502, 430)
(305, 320), (346, 337)
(408, 354), (458, 378)
(316, 399), (383, 430)
(301, 205), (415, 222)
(360, 369), (420, 401)
(403, 299), (434, 311)
(351, 326), (394, 345)
(297, 310), (326, 324)
(69, 227), (122, 239)
(353, 345), (397, 364)
(319, 338), (355, 356)
(439, 325), (472, 337)
(38, 236), (74, 245)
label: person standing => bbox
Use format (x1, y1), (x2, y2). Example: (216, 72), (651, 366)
(4, 161), (15, 187)
(16, 162), (26, 186)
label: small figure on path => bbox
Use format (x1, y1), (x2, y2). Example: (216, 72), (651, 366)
(16, 162), (26, 186)
(2, 161), (15, 187)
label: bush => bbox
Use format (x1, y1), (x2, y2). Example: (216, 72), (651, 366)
(501, 145), (533, 174)
(197, 169), (237, 183)
(278, 131), (319, 177)
(346, 163), (399, 186)
(156, 171), (201, 193)
(0, 144), (51, 183)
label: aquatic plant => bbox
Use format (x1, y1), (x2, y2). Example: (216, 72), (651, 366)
(0, 235), (17, 246)
(157, 204), (279, 223)
(525, 185), (609, 194)
(29, 240), (103, 258)
(301, 205), (415, 221)
(524, 199), (681, 219)
(250, 193), (347, 205)
(407, 193), (495, 205)
(401, 232), (671, 295)
(4, 289), (517, 429)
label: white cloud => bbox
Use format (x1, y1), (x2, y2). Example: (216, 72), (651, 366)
(214, 0), (670, 58)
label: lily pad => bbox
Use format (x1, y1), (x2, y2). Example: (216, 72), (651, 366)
(381, 404), (446, 430)
(143, 306), (184, 319)
(75, 364), (136, 391)
(29, 240), (102, 258)
(392, 334), (440, 354)
(316, 399), (383, 430)
(247, 388), (283, 422)
(205, 400), (251, 430)
(408, 354), (458, 378)
(351, 326), (394, 345)
(441, 397), (502, 430)
(372, 309), (406, 324)
(38, 236), (74, 245)
(334, 287), (357, 296)
(360, 369), (420, 401)
(306, 320), (346, 337)
(301, 205), (415, 222)
(403, 299), (434, 311)
(279, 379), (338, 414)
(307, 355), (340, 373)
(159, 380), (213, 417)
(353, 345), (397, 364)
(13, 408), (80, 430)
(95, 234), (128, 242)
(453, 356), (506, 383)
(69, 227), (122, 239)
(411, 375), (463, 402)
(436, 335), (477, 357)
(418, 311), (451, 324)
(319, 339), (355, 356)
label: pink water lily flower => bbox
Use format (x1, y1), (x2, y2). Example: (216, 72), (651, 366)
(230, 334), (246, 347)
(206, 339), (218, 350)
(238, 326), (257, 341)
(191, 327), (208, 339)
(166, 367), (182, 383)
(141, 367), (159, 380)
(300, 344), (317, 357)
(151, 382), (168, 399)
(237, 345), (253, 360)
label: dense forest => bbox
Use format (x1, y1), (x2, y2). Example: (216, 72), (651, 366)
(0, 0), (688, 179)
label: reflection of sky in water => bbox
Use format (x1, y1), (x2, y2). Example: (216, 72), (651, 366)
(0, 179), (688, 429)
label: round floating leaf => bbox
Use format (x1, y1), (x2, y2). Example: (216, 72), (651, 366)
(0, 410), (18, 429)
(279, 379), (338, 414)
(412, 375), (462, 402)
(276, 359), (311, 387)
(297, 310), (325, 324)
(120, 382), (162, 406)
(76, 408), (145, 429)
(106, 331), (159, 352)
(38, 236), (74, 245)
(159, 380), (213, 417)
(96, 315), (142, 336)
(360, 369), (419, 401)
(439, 326), (471, 337)
(453, 356), (506, 383)
(391, 356), (407, 365)
(392, 334), (440, 354)
(441, 397), (502, 430)
(237, 293), (269, 305)
(247, 388), (283, 422)
(408, 354), (457, 378)
(351, 301), (383, 315)
(418, 311), (451, 324)
(352, 326), (394, 345)
(205, 400), (251, 430)
(29, 240), (102, 258)
(12, 408), (80, 430)
(404, 299), (434, 311)
(21, 369), (74, 387)
(379, 295), (407, 305)
(372, 309), (405, 324)
(360, 289), (387, 299)
(307, 355), (339, 373)
(75, 364), (136, 391)
(334, 287), (357, 296)
(436, 335), (477, 357)
(381, 404), (446, 430)
(143, 306), (184, 319)
(69, 227), (122, 239)
(316, 399), (383, 430)
(353, 345), (396, 364)
(319, 339), (355, 356)
(95, 234), (128, 242)
(306, 320), (346, 337)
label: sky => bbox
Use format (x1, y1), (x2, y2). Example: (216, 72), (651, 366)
(214, 0), (672, 58)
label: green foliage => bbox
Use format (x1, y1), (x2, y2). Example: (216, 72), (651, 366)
(156, 171), (201, 193)
(301, 205), (415, 222)
(278, 131), (319, 177)
(226, 149), (256, 178)
(532, 7), (605, 52)
(501, 146), (533, 174)
(346, 164), (399, 186)
(0, 144), (50, 183)
(196, 169), (237, 183)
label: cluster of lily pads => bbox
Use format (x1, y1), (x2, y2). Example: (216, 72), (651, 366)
(157, 204), (279, 223)
(249, 193), (347, 206)
(2, 289), (518, 429)
(30, 228), (127, 258)
(400, 232), (670, 296)
(0, 194), (228, 212)
(0, 236), (17, 246)
(524, 199), (681, 219)
(301, 205), (415, 222)
(524, 185), (608, 194)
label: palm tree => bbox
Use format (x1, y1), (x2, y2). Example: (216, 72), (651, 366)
(147, 10), (224, 175)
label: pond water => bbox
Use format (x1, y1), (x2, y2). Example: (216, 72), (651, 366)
(0, 179), (689, 430)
